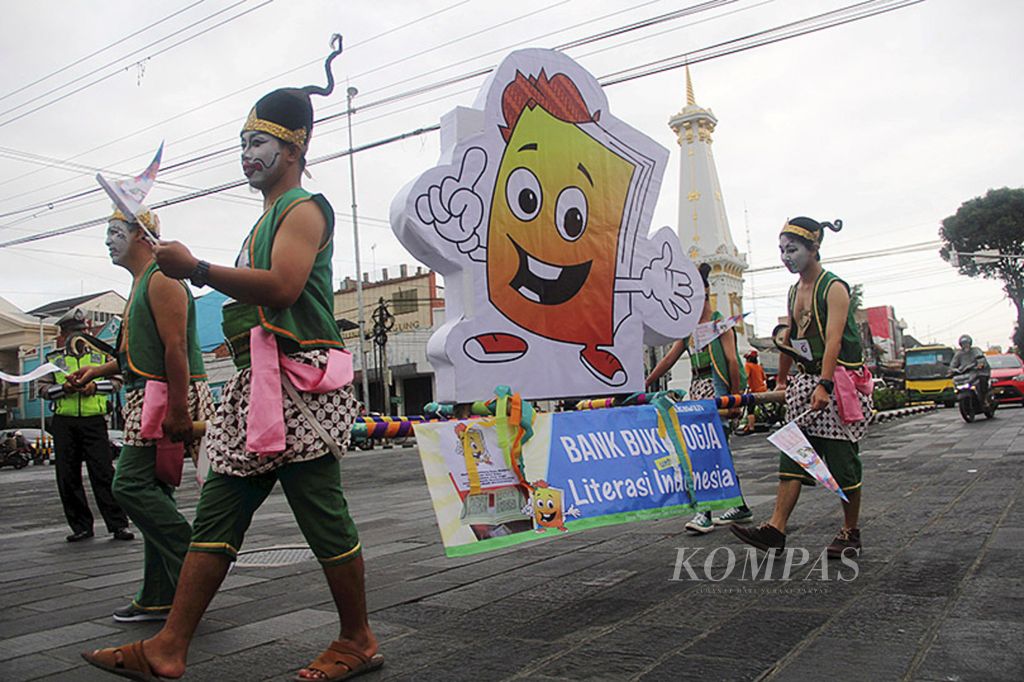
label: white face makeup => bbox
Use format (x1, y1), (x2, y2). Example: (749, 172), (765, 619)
(240, 131), (284, 189)
(779, 234), (816, 274)
(105, 220), (134, 265)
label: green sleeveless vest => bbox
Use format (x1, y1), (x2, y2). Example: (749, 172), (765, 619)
(222, 187), (342, 370)
(119, 261), (207, 390)
(689, 311), (748, 390)
(49, 352), (108, 417)
(787, 270), (864, 371)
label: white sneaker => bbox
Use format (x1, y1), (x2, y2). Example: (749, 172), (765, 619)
(685, 511), (714, 534)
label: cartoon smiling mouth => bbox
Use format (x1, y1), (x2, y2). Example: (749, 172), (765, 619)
(508, 237), (591, 306)
(539, 511), (557, 523)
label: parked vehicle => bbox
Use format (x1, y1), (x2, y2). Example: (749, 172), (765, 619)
(952, 370), (997, 423)
(988, 353), (1024, 406)
(905, 345), (956, 406)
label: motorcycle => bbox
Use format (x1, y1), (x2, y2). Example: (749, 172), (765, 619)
(0, 432), (32, 469)
(952, 371), (996, 423)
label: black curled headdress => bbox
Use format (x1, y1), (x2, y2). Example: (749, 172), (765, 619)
(241, 34), (343, 147)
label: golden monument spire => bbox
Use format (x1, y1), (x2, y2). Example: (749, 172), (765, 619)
(685, 64), (696, 106)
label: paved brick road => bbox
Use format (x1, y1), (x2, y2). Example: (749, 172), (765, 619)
(1, 406), (1021, 680)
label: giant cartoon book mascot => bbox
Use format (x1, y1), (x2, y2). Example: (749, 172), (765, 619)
(392, 49), (703, 400)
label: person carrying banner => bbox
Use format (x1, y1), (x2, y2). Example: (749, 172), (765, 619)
(83, 38), (382, 682)
(69, 206), (213, 623)
(36, 314), (132, 543)
(645, 263), (753, 532)
(731, 216), (871, 558)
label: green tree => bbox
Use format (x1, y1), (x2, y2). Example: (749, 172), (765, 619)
(850, 283), (864, 314)
(939, 187), (1024, 352)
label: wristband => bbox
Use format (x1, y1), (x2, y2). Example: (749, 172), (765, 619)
(189, 260), (210, 287)
(818, 378), (834, 394)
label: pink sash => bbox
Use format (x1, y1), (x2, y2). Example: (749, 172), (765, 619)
(834, 366), (873, 423)
(140, 381), (185, 487)
(246, 327), (353, 457)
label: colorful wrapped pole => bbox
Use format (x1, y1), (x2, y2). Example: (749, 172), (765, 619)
(575, 390), (684, 411)
(351, 415), (427, 440)
(713, 391), (786, 408)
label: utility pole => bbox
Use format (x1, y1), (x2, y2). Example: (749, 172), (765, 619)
(346, 86), (371, 407)
(371, 297), (395, 415)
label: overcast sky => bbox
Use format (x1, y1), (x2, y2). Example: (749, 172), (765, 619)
(1, 0), (1021, 349)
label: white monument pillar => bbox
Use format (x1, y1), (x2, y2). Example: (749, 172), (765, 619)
(664, 67), (748, 391)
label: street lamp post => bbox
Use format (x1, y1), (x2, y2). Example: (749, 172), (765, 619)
(346, 86), (372, 408)
(36, 315), (47, 455)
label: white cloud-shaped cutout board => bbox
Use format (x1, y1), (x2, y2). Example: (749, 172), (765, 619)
(391, 48), (703, 402)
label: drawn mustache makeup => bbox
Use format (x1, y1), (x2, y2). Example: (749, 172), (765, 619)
(240, 132), (282, 184)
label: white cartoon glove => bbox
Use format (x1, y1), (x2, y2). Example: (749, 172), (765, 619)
(565, 505), (582, 519)
(640, 242), (695, 320)
(520, 500), (534, 517)
(414, 147), (488, 256)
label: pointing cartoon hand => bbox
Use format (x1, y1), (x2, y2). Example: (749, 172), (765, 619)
(415, 147), (488, 255)
(641, 242), (695, 320)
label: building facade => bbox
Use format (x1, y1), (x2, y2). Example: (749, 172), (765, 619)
(334, 266), (443, 415)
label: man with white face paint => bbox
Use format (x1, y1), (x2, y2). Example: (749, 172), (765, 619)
(71, 206), (213, 623)
(732, 216), (872, 560)
(83, 37), (383, 682)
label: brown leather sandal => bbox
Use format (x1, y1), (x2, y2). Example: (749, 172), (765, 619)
(295, 639), (384, 681)
(81, 640), (163, 680)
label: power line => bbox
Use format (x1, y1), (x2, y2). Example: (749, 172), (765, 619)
(0, 0), (925, 248)
(0, 123), (440, 248)
(746, 240), (942, 274)
(0, 0), (710, 214)
(0, 0), (273, 129)
(0, 1), (207, 104)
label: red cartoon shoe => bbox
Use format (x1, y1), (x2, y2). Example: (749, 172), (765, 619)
(463, 333), (529, 363)
(580, 346), (627, 386)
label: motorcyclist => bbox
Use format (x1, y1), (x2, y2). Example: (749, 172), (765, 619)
(949, 334), (991, 400)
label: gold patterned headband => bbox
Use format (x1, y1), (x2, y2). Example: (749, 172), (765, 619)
(110, 208), (160, 237)
(241, 109), (308, 147)
(780, 223), (819, 243)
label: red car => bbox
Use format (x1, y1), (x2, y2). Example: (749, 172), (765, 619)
(989, 353), (1024, 406)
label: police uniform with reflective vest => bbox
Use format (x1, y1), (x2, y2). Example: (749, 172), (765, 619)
(112, 259), (213, 612)
(188, 85), (362, 568)
(40, 348), (129, 537)
(779, 268), (870, 491)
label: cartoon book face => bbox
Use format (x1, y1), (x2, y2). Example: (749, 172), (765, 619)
(488, 102), (634, 346)
(532, 484), (565, 530)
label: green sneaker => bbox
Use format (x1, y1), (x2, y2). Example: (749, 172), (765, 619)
(714, 507), (754, 526)
(685, 511), (714, 534)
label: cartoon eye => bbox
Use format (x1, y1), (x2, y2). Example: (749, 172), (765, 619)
(545, 499), (556, 510)
(555, 187), (588, 241)
(506, 167), (542, 221)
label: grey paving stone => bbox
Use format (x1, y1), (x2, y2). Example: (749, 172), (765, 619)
(0, 652), (78, 681)
(951, 575), (1024, 622)
(914, 617), (1024, 681)
(189, 607), (337, 656)
(0, 621), (119, 661)
(539, 646), (654, 681)
(63, 568), (142, 590)
(776, 635), (918, 680)
(638, 653), (772, 681)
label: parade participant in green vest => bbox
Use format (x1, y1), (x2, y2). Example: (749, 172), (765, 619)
(70, 206), (213, 623)
(732, 216), (871, 559)
(645, 263), (753, 533)
(36, 313), (132, 543)
(84, 37), (382, 682)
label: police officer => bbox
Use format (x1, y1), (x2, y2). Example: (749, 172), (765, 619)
(37, 312), (132, 542)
